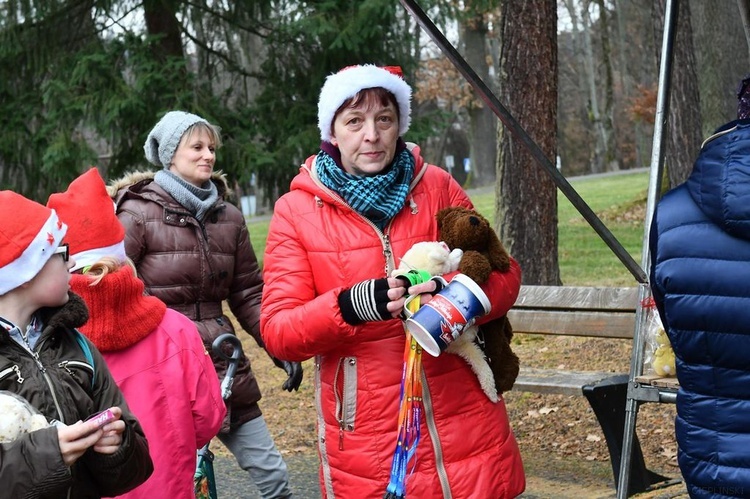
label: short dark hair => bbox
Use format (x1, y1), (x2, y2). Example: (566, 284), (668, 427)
(331, 88), (400, 134)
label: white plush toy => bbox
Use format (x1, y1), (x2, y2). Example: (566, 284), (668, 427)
(0, 391), (49, 443)
(393, 241), (463, 275)
(393, 241), (499, 402)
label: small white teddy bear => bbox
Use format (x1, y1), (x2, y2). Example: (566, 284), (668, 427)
(0, 391), (49, 443)
(393, 241), (463, 276)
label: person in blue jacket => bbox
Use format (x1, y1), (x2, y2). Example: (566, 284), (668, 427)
(650, 78), (750, 498)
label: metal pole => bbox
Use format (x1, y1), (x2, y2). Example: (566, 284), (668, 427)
(617, 0), (678, 496)
(398, 0), (647, 284)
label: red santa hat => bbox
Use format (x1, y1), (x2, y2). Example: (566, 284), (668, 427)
(317, 64), (412, 142)
(47, 168), (127, 272)
(0, 191), (67, 295)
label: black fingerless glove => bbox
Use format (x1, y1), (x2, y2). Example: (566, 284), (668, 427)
(338, 278), (392, 325)
(393, 274), (447, 294)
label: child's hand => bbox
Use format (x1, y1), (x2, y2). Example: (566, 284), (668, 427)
(92, 406), (125, 454)
(57, 421), (103, 466)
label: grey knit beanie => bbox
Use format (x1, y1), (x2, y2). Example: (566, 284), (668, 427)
(144, 111), (208, 168)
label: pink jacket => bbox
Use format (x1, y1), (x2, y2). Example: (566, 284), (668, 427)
(71, 269), (226, 499)
(261, 144), (525, 498)
(104, 309), (226, 498)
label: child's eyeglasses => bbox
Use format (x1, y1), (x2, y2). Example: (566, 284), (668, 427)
(53, 244), (69, 262)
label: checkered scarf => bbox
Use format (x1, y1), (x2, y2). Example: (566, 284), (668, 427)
(316, 147), (414, 230)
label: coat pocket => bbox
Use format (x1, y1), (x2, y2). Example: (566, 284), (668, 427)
(0, 364), (25, 385)
(333, 356), (358, 450)
(57, 360), (94, 391)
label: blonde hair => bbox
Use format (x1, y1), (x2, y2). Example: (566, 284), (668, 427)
(81, 257), (138, 286)
(182, 122), (223, 149)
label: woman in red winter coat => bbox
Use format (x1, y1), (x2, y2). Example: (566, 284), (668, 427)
(48, 168), (226, 499)
(261, 64), (525, 498)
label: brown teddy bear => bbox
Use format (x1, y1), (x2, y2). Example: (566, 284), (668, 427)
(436, 206), (520, 396)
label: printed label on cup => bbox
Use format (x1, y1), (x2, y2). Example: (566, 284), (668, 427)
(405, 274), (491, 357)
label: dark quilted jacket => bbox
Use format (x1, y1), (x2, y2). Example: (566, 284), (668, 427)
(0, 293), (153, 497)
(111, 171), (264, 430)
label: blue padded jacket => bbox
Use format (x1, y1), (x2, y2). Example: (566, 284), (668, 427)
(650, 119), (750, 498)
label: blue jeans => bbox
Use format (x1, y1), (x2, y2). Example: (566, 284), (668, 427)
(218, 415), (292, 498)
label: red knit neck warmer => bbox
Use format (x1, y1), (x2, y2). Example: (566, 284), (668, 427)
(70, 266), (166, 352)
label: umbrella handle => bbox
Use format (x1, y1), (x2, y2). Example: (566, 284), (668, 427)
(212, 333), (243, 400)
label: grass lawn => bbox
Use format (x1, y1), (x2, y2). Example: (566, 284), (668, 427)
(247, 169), (651, 286)
(556, 171), (649, 286)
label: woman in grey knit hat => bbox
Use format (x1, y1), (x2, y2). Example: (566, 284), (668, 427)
(110, 110), (303, 498)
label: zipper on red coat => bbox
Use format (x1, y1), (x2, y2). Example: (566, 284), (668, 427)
(333, 357), (346, 450)
(383, 234), (393, 276)
(309, 165), (397, 276)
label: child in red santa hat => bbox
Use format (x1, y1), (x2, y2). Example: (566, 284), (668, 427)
(0, 189), (153, 498)
(47, 167), (226, 499)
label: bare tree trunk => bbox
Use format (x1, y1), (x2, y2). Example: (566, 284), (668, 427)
(461, 13), (498, 187)
(654, 0), (702, 188)
(140, 0), (189, 111)
(691, 0), (746, 132)
(594, 0), (620, 171)
(613, 0), (632, 107)
(497, 0), (559, 285)
(581, 1), (605, 173)
(738, 0), (750, 64)
(562, 0), (588, 96)
(560, 0), (594, 174)
(143, 0), (185, 61)
(613, 0), (646, 168)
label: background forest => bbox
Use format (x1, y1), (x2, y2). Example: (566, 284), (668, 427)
(1, 0), (748, 284)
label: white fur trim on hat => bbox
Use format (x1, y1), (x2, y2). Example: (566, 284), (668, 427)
(0, 209), (67, 295)
(144, 111), (208, 168)
(69, 241), (128, 273)
(317, 65), (412, 142)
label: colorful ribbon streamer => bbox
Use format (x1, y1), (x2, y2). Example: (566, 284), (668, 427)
(384, 296), (424, 499)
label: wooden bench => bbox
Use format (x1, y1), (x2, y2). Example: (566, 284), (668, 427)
(508, 285), (637, 393)
(506, 285), (670, 495)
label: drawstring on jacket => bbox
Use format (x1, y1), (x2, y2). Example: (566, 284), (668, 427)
(409, 196), (418, 215)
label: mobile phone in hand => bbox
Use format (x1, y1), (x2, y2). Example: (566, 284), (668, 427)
(85, 409), (115, 428)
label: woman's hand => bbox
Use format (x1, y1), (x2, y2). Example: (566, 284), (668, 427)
(384, 277), (409, 317)
(406, 279), (440, 305)
(339, 277), (409, 324)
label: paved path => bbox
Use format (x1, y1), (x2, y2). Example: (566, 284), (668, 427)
(213, 452), (688, 498)
(212, 452), (620, 498)
(213, 453), (321, 498)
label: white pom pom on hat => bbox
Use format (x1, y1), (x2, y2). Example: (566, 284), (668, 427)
(0, 191), (67, 295)
(143, 110), (208, 168)
(317, 64), (412, 142)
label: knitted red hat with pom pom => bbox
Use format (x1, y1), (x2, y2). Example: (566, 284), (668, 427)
(47, 168), (127, 272)
(0, 191), (67, 295)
